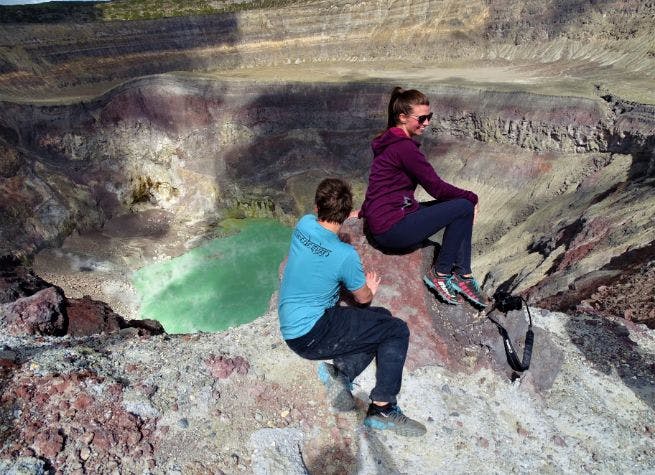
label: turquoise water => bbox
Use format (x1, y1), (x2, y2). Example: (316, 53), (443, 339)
(132, 218), (291, 334)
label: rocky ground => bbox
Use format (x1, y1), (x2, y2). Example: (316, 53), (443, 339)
(1, 305), (654, 474)
(578, 260), (655, 326)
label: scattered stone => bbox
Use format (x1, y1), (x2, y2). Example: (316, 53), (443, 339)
(122, 397), (160, 419)
(249, 428), (306, 475)
(516, 423), (530, 438)
(205, 354), (250, 379)
(1, 287), (67, 336)
(552, 435), (567, 447)
(32, 429), (64, 459)
(0, 457), (47, 475)
(79, 447), (91, 461)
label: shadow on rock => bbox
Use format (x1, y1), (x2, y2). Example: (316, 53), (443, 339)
(304, 443), (360, 475)
(565, 313), (655, 410)
(356, 428), (403, 475)
(481, 307), (564, 391)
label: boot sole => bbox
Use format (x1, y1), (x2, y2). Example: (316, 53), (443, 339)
(317, 362), (356, 412)
(364, 417), (427, 437)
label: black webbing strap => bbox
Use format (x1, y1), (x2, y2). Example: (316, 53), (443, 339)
(487, 298), (534, 372)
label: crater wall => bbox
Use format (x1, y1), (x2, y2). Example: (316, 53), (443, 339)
(0, 0), (653, 99)
(0, 76), (653, 317)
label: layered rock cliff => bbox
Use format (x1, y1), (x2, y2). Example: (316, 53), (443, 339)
(1, 75), (653, 324)
(0, 0), (654, 101)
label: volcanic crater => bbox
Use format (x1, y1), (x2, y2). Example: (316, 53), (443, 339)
(0, 0), (654, 473)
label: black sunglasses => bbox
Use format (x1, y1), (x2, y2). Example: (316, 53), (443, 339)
(407, 112), (433, 124)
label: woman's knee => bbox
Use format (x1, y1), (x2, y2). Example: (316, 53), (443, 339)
(455, 198), (475, 215)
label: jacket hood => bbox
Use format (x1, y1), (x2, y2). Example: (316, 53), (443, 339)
(371, 127), (417, 155)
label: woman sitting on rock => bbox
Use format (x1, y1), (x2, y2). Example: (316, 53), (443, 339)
(360, 86), (485, 307)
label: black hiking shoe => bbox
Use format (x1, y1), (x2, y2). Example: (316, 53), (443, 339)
(317, 362), (356, 411)
(363, 403), (426, 437)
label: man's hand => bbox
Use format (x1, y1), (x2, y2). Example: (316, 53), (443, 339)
(349, 209), (361, 219)
(366, 271), (381, 296)
(351, 271), (381, 304)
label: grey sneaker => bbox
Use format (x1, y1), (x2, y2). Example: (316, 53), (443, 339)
(317, 362), (355, 411)
(363, 403), (426, 437)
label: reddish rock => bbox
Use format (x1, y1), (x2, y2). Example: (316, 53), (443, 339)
(0, 370), (158, 472)
(516, 424), (530, 437)
(206, 354), (251, 379)
(72, 394), (94, 411)
(1, 257), (164, 338)
(1, 286), (67, 336)
(553, 217), (611, 272)
(552, 435), (567, 447)
(108, 383), (124, 397)
(339, 218), (477, 370)
(32, 429), (64, 459)
(0, 357), (17, 369)
(124, 318), (165, 336)
(66, 296), (165, 337)
(126, 431), (142, 446)
(65, 296), (124, 337)
(91, 430), (115, 451)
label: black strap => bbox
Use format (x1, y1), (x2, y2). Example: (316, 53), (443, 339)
(487, 298), (534, 372)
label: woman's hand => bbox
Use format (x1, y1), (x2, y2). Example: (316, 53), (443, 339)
(349, 209), (361, 219)
(366, 271), (381, 296)
(474, 204), (478, 225)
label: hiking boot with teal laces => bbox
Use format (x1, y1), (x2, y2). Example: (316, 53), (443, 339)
(317, 362), (356, 411)
(451, 274), (487, 308)
(363, 403), (426, 437)
(423, 268), (459, 305)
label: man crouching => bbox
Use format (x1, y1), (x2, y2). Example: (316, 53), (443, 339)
(278, 177), (426, 437)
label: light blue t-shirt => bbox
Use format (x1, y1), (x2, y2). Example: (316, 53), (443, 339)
(278, 214), (366, 340)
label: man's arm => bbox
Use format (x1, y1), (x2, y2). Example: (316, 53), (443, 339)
(351, 271), (381, 304)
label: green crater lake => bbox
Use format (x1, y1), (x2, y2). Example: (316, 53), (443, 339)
(133, 218), (291, 334)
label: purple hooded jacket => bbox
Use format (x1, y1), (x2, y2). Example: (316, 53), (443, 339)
(361, 127), (478, 235)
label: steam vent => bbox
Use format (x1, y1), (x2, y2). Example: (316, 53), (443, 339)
(0, 1), (654, 473)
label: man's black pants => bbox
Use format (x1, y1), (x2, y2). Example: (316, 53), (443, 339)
(285, 305), (409, 405)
